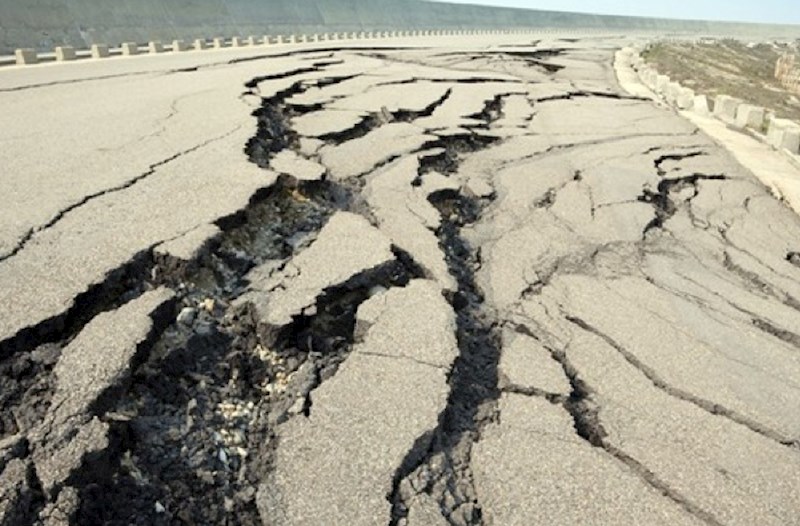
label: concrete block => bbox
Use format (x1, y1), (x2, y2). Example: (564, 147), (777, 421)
(231, 37), (244, 47)
(311, 34), (319, 42)
(665, 81), (682, 103)
(121, 42), (139, 56)
(734, 104), (765, 130)
(655, 75), (670, 93)
(55, 46), (76, 61)
(713, 95), (742, 122)
(172, 40), (189, 52)
(247, 35), (260, 46)
(276, 35), (285, 44)
(194, 39), (207, 50)
(767, 118), (800, 152)
(693, 95), (710, 115)
(213, 37), (226, 48)
(287, 35), (297, 43)
(91, 44), (110, 59)
(676, 87), (695, 110)
(15, 48), (38, 65)
(148, 41), (164, 54)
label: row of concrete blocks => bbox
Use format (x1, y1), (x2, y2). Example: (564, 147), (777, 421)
(623, 47), (800, 155)
(12, 28), (523, 66)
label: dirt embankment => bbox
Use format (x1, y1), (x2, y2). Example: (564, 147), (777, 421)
(643, 39), (800, 122)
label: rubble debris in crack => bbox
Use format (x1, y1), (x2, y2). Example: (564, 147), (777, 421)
(57, 180), (359, 525)
(0, 457), (43, 526)
(258, 279), (458, 526)
(62, 160), (373, 525)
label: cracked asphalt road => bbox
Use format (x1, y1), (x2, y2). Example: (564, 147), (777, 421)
(1, 34), (800, 526)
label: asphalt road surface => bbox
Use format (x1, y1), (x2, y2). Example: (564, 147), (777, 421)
(1, 34), (799, 526)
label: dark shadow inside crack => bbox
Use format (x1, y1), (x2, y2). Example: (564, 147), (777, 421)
(390, 167), (500, 526)
(639, 173), (727, 235)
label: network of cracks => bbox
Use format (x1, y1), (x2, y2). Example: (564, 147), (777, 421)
(2, 40), (800, 526)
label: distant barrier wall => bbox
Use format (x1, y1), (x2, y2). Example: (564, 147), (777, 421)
(1, 0), (800, 54)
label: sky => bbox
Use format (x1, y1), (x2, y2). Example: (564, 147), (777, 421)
(438, 0), (800, 25)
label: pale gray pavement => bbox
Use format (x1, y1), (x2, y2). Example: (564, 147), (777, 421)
(1, 33), (800, 526)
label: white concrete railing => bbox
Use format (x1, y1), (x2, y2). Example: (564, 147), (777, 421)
(620, 46), (800, 157)
(6, 27), (661, 68)
(7, 29), (518, 66)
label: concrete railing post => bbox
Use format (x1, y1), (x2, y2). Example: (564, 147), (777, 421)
(55, 46), (77, 61)
(275, 35), (284, 44)
(194, 39), (207, 50)
(121, 42), (139, 56)
(15, 48), (38, 65)
(676, 87), (695, 110)
(767, 118), (800, 153)
(734, 104), (765, 130)
(91, 44), (110, 59)
(172, 40), (189, 52)
(231, 36), (244, 47)
(693, 95), (710, 115)
(247, 35), (260, 46)
(213, 37), (226, 48)
(713, 95), (742, 123)
(148, 41), (164, 54)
